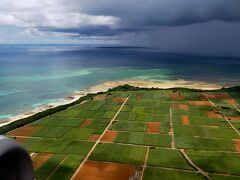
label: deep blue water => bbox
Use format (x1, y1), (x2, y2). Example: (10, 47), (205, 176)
(0, 44), (240, 120)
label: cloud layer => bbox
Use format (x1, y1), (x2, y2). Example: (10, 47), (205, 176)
(1, 0), (240, 33)
(0, 0), (240, 56)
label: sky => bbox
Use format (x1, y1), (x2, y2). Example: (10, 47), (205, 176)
(0, 0), (240, 57)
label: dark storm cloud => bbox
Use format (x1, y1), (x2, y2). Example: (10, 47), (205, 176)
(124, 21), (240, 57)
(2, 0), (240, 34)
(1, 0), (240, 56)
(72, 0), (240, 26)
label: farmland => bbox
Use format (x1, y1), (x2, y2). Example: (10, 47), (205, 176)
(3, 86), (240, 179)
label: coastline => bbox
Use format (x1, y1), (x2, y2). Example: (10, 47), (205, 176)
(88, 79), (224, 92)
(0, 79), (227, 127)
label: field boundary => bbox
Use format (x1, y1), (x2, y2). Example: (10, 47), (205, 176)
(141, 147), (149, 180)
(169, 108), (175, 149)
(203, 93), (240, 136)
(179, 149), (212, 180)
(46, 156), (67, 179)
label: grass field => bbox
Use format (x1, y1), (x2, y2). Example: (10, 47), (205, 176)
(4, 88), (240, 179)
(143, 167), (204, 180)
(186, 150), (240, 175)
(114, 131), (172, 147)
(147, 148), (193, 170)
(89, 143), (147, 165)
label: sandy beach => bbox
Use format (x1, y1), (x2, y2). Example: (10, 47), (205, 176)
(0, 79), (227, 127)
(88, 79), (224, 93)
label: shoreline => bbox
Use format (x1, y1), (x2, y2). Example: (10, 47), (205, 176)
(0, 79), (230, 127)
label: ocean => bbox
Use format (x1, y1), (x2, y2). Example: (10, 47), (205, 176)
(0, 44), (240, 120)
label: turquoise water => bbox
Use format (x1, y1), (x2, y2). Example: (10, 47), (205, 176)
(0, 44), (239, 120)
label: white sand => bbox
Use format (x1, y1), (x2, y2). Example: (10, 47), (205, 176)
(0, 79), (226, 127)
(88, 79), (223, 92)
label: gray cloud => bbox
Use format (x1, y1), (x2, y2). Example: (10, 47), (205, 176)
(124, 21), (240, 57)
(0, 0), (240, 56)
(74, 0), (240, 26)
(1, 0), (240, 30)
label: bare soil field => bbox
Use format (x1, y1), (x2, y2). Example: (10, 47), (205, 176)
(94, 95), (106, 101)
(74, 161), (136, 180)
(89, 134), (101, 141)
(113, 98), (127, 103)
(206, 93), (231, 99)
(205, 111), (221, 118)
(32, 153), (52, 170)
(15, 137), (28, 144)
(227, 116), (240, 120)
(181, 115), (190, 125)
(147, 122), (160, 133)
(188, 101), (212, 106)
(80, 119), (92, 128)
(170, 93), (185, 101)
(172, 104), (189, 110)
(225, 99), (237, 105)
(234, 140), (240, 152)
(7, 125), (41, 136)
(100, 130), (118, 142)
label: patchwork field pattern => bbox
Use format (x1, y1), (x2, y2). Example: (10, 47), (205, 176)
(5, 88), (240, 180)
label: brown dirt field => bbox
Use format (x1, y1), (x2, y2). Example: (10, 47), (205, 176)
(112, 97), (126, 103)
(181, 116), (190, 125)
(172, 104), (189, 110)
(14, 137), (28, 144)
(7, 125), (41, 137)
(89, 134), (101, 141)
(74, 161), (136, 180)
(234, 140), (240, 152)
(146, 122), (160, 134)
(206, 111), (222, 118)
(100, 130), (118, 142)
(225, 99), (237, 105)
(206, 93), (231, 99)
(80, 119), (92, 128)
(170, 92), (184, 101)
(32, 153), (52, 170)
(188, 101), (212, 106)
(227, 116), (240, 120)
(94, 95), (106, 101)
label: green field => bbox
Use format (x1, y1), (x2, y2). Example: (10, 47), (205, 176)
(114, 131), (172, 147)
(3, 87), (240, 179)
(143, 167), (204, 180)
(89, 143), (147, 165)
(147, 148), (193, 170)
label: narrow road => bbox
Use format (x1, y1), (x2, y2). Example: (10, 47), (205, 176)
(140, 147), (149, 180)
(70, 93), (131, 180)
(169, 108), (175, 149)
(179, 149), (212, 180)
(233, 104), (240, 112)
